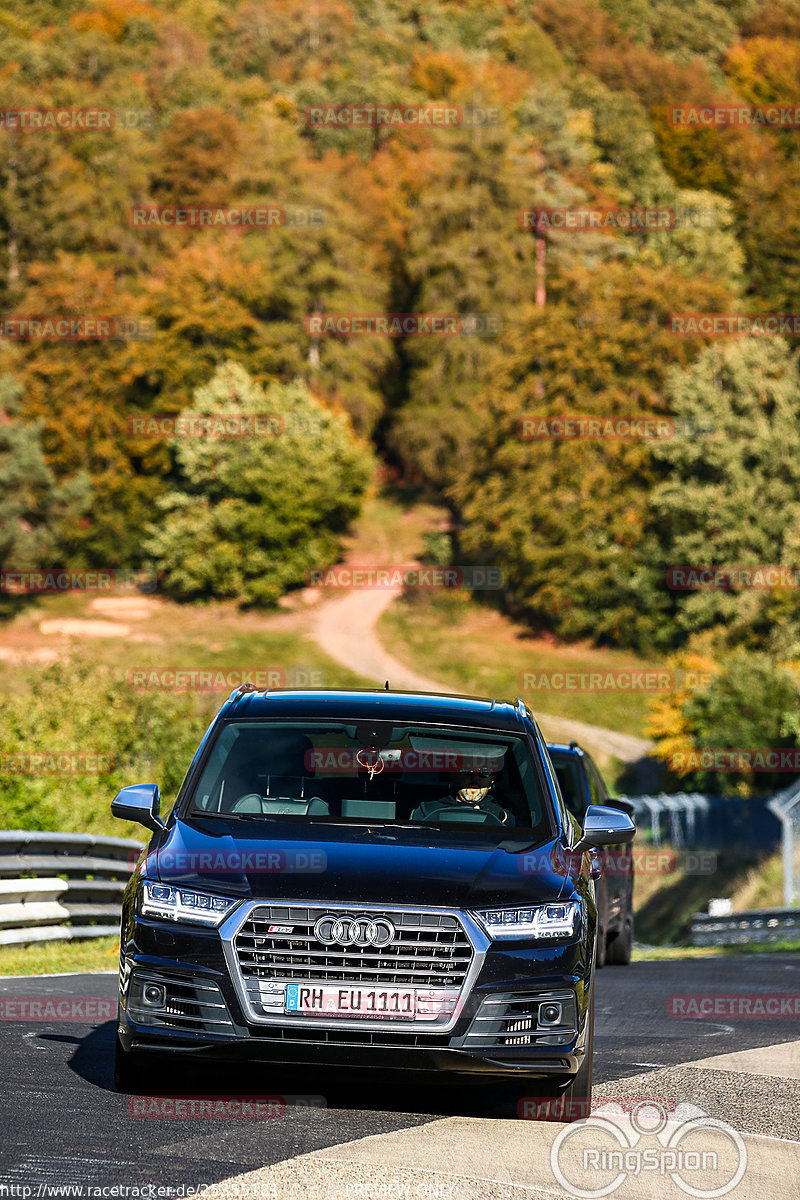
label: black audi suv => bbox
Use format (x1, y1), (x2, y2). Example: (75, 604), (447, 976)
(112, 687), (634, 1108)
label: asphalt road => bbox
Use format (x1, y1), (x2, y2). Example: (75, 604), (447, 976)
(0, 955), (798, 1197)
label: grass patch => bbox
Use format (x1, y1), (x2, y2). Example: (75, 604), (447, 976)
(633, 941), (800, 960)
(0, 935), (119, 977)
(633, 845), (786, 946)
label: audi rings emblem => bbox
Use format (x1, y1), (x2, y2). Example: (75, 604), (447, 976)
(314, 914), (396, 948)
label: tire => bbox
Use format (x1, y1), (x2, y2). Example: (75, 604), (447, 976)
(113, 1032), (150, 1094)
(529, 987), (594, 1122)
(606, 915), (633, 966)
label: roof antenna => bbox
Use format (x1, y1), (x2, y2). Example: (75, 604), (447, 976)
(384, 680), (389, 690)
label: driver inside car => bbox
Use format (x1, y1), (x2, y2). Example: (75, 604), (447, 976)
(409, 767), (512, 825)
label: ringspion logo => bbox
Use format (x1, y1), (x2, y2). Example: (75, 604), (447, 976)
(550, 1102), (747, 1198)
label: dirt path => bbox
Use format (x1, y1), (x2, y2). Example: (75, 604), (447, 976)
(310, 583), (653, 764)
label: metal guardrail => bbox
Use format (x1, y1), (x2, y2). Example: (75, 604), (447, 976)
(690, 907), (800, 947)
(621, 791), (782, 855)
(0, 831), (143, 946)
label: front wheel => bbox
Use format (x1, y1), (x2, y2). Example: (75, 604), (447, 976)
(606, 916), (633, 966)
(113, 1032), (150, 1094)
(530, 988), (594, 1122)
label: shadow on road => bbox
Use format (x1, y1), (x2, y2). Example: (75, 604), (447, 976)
(47, 1021), (551, 1121)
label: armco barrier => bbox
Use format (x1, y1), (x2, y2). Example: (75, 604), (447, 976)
(0, 830), (143, 946)
(690, 907), (800, 947)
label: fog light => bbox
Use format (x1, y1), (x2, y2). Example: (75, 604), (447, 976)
(538, 1001), (563, 1026)
(142, 983), (166, 1008)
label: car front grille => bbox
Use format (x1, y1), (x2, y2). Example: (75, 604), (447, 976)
(232, 903), (475, 1025)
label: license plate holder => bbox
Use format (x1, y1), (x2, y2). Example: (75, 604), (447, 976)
(285, 984), (417, 1018)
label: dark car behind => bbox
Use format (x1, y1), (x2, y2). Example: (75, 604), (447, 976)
(546, 742), (635, 966)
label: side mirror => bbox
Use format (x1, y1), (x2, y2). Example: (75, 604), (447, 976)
(111, 783), (165, 833)
(574, 804), (635, 852)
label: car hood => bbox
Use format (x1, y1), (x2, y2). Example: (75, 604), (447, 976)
(146, 816), (573, 908)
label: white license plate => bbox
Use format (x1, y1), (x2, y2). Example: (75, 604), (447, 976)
(284, 984), (451, 1018)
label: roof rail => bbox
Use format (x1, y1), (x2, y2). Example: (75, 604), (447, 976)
(515, 695), (528, 720)
(228, 682), (266, 703)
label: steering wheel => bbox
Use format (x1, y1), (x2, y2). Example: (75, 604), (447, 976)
(422, 803), (508, 826)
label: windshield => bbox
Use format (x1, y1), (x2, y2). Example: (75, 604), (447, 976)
(186, 720), (551, 838)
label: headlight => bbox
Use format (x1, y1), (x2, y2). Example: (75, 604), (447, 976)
(472, 901), (581, 940)
(138, 881), (240, 927)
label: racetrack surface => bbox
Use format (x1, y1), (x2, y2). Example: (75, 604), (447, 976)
(1, 955), (798, 1198)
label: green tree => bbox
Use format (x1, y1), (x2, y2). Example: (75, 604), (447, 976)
(448, 262), (731, 651)
(650, 650), (800, 795)
(649, 339), (800, 652)
(0, 374), (90, 573)
(144, 362), (373, 604)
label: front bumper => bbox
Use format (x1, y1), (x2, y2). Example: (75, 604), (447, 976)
(118, 900), (593, 1080)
